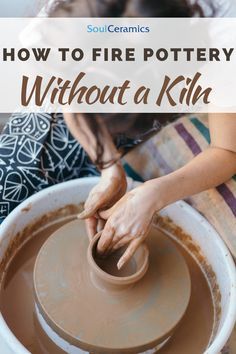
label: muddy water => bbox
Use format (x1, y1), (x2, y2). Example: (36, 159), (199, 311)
(0, 219), (214, 354)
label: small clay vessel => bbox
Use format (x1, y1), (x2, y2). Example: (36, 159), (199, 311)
(87, 232), (149, 291)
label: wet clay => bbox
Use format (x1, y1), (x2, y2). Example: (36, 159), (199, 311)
(0, 217), (214, 354)
(33, 220), (190, 353)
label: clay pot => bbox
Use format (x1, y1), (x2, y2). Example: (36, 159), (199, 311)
(87, 232), (149, 291)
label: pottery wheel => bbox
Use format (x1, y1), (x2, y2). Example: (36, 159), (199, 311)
(34, 219), (191, 353)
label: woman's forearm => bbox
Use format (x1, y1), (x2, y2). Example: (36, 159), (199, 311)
(147, 146), (236, 210)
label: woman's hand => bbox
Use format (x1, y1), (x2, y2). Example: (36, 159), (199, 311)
(97, 181), (160, 270)
(78, 162), (127, 239)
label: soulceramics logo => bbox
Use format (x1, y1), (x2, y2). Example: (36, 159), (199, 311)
(87, 24), (150, 33)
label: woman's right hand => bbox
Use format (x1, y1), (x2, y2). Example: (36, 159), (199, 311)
(77, 162), (127, 239)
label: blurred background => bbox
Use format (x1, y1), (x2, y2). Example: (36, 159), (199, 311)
(0, 0), (46, 17)
(0, 0), (48, 127)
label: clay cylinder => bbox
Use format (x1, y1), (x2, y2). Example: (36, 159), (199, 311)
(87, 232), (149, 291)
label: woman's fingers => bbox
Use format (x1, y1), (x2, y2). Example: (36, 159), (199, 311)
(85, 217), (98, 240)
(97, 225), (115, 254)
(77, 193), (103, 219)
(77, 200), (98, 219)
(77, 208), (93, 219)
(102, 234), (130, 256)
(97, 218), (106, 232)
(112, 235), (132, 251)
(85, 217), (106, 240)
(78, 185), (123, 220)
(99, 194), (129, 220)
(117, 238), (142, 270)
(98, 205), (116, 220)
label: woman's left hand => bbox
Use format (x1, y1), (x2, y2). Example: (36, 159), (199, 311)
(97, 181), (160, 270)
(77, 162), (127, 239)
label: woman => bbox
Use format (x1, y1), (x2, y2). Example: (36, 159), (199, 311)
(63, 113), (236, 269)
(0, 0), (236, 270)
(52, 0), (236, 268)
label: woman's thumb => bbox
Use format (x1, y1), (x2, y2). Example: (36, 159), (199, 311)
(77, 204), (98, 219)
(98, 202), (118, 219)
(99, 193), (129, 219)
